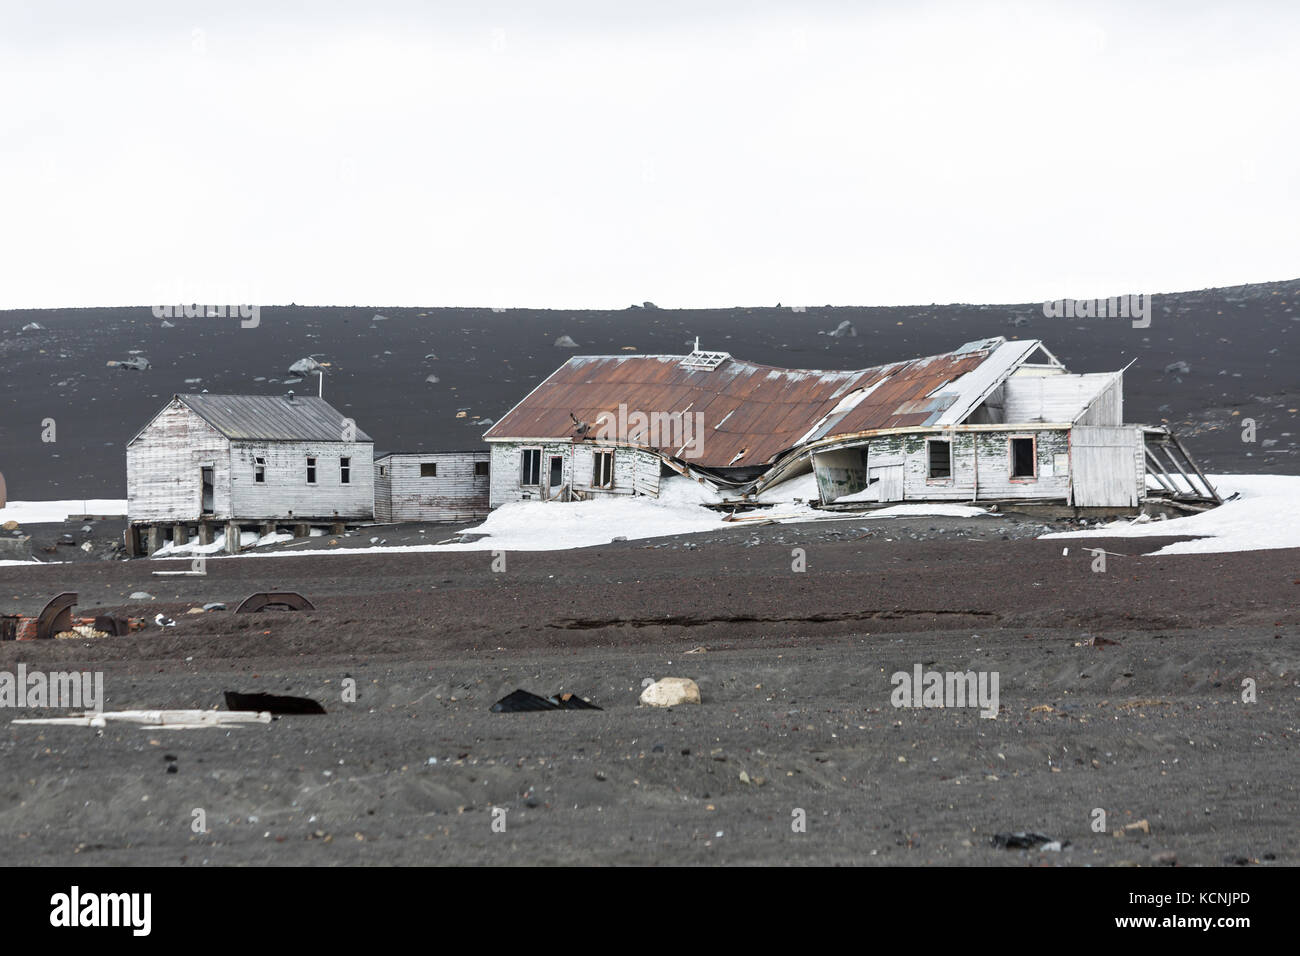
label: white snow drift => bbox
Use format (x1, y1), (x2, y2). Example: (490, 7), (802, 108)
(1043, 474), (1300, 555)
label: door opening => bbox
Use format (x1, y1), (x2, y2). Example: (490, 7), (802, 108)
(200, 467), (215, 514)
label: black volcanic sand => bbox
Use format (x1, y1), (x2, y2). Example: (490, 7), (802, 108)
(0, 522), (1295, 865)
(2, 278), (1299, 500)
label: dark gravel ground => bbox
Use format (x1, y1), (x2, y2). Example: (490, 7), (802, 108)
(0, 520), (1295, 866)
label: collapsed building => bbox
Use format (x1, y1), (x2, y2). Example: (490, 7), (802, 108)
(482, 337), (1219, 514)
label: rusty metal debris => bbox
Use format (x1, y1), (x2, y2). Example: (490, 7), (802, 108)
(234, 591), (316, 613)
(1, 593), (138, 641)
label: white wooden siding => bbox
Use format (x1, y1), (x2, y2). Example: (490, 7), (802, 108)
(1075, 375), (1123, 426)
(374, 452), (490, 522)
(1070, 426), (1142, 506)
(228, 440), (373, 520)
(488, 441), (660, 507)
(1002, 373), (1119, 424)
(812, 429), (1073, 503)
(127, 400), (231, 521)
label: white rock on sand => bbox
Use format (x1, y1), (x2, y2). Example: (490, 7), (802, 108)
(640, 677), (701, 707)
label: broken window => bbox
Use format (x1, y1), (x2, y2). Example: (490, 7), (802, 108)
(341, 456), (351, 484)
(1010, 437), (1036, 479)
(254, 457), (265, 483)
(420, 462), (437, 477)
(475, 461), (489, 477)
(549, 455), (564, 487)
(927, 439), (952, 480)
(520, 448), (541, 486)
(306, 457), (317, 484)
(592, 450), (614, 488)
(378, 465), (387, 477)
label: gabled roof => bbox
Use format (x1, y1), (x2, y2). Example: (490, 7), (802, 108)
(483, 338), (1042, 469)
(167, 394), (373, 443)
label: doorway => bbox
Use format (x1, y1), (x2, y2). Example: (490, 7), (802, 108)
(200, 467), (215, 514)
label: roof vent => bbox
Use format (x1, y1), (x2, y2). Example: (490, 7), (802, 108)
(680, 338), (730, 371)
(285, 390), (296, 404)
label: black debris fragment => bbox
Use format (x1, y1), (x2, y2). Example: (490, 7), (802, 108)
(490, 689), (602, 713)
(991, 831), (1068, 850)
(224, 691), (327, 715)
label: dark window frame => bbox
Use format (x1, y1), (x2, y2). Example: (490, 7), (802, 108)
(1008, 435), (1037, 481)
(420, 462), (438, 478)
(926, 438), (952, 481)
(520, 447), (542, 486)
(254, 456), (266, 483)
(341, 456), (351, 484)
(592, 449), (614, 489)
(306, 456), (317, 485)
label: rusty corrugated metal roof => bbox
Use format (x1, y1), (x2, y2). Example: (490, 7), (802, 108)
(482, 341), (1007, 468)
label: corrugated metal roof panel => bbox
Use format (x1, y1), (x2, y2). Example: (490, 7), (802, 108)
(178, 394), (373, 443)
(483, 340), (1028, 468)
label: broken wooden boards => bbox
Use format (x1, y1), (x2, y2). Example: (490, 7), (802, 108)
(13, 710), (272, 729)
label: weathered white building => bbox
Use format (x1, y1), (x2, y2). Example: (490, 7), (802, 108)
(126, 392), (373, 554)
(483, 338), (1218, 514)
(374, 451), (491, 523)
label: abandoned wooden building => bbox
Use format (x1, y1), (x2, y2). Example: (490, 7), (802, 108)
(483, 337), (1218, 514)
(126, 392), (374, 555)
(374, 450), (491, 523)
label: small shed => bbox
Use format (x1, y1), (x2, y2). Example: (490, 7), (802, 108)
(126, 392), (374, 554)
(374, 451), (490, 523)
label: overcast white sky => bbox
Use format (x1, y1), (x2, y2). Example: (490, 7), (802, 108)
(1, 0), (1296, 309)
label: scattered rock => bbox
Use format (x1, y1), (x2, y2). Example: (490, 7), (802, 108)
(1163, 360), (1191, 375)
(109, 357), (151, 371)
(203, 602), (226, 612)
(827, 319), (856, 338)
(554, 335), (579, 348)
(640, 677), (701, 707)
(288, 357), (323, 376)
(129, 591), (154, 600)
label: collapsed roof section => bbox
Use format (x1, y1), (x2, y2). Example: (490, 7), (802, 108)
(483, 337), (1127, 489)
(486, 339), (1037, 460)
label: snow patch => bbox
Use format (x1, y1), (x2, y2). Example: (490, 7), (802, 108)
(1043, 475), (1300, 555)
(0, 500), (127, 525)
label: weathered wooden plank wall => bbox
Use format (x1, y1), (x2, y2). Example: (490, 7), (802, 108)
(374, 452), (489, 522)
(229, 440), (374, 520)
(489, 441), (661, 507)
(127, 400), (230, 521)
